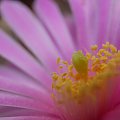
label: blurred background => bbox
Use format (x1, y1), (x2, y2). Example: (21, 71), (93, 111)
(0, 0), (70, 64)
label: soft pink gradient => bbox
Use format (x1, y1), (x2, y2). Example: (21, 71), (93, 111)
(0, 0), (120, 120)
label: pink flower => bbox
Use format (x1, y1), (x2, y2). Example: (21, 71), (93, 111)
(0, 0), (120, 120)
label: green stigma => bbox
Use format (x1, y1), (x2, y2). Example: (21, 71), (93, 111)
(72, 51), (88, 79)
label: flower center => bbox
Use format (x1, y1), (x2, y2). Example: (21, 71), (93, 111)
(51, 42), (120, 104)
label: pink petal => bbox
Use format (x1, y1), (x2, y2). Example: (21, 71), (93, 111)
(0, 106), (60, 119)
(0, 116), (60, 120)
(97, 0), (112, 45)
(0, 65), (46, 92)
(0, 77), (49, 102)
(0, 65), (55, 107)
(34, 0), (75, 60)
(1, 1), (61, 71)
(0, 91), (57, 115)
(0, 106), (44, 117)
(97, 0), (120, 46)
(107, 0), (120, 45)
(108, 76), (120, 109)
(102, 105), (120, 120)
(68, 0), (91, 50)
(115, 29), (120, 49)
(0, 30), (52, 89)
(64, 16), (77, 46)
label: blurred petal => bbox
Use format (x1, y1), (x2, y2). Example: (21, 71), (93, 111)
(107, 0), (120, 45)
(68, 0), (91, 50)
(0, 65), (45, 92)
(0, 77), (47, 101)
(102, 105), (120, 120)
(97, 0), (112, 45)
(96, 0), (120, 45)
(68, 0), (120, 48)
(34, 0), (75, 60)
(115, 29), (120, 49)
(0, 106), (49, 117)
(0, 91), (57, 114)
(108, 76), (120, 109)
(0, 116), (60, 120)
(0, 65), (55, 107)
(1, 1), (61, 71)
(0, 106), (60, 119)
(0, 30), (51, 89)
(64, 16), (77, 46)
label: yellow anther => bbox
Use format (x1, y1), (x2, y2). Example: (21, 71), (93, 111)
(59, 65), (63, 69)
(72, 51), (88, 79)
(110, 44), (117, 53)
(86, 52), (91, 59)
(100, 63), (107, 70)
(57, 57), (61, 64)
(62, 73), (67, 77)
(102, 44), (109, 49)
(52, 72), (58, 81)
(106, 42), (110, 46)
(91, 45), (98, 51)
(68, 65), (73, 71)
(92, 64), (101, 72)
(56, 84), (62, 90)
(52, 83), (55, 89)
(103, 51), (112, 57)
(91, 56), (96, 61)
(92, 58), (100, 66)
(97, 52), (102, 57)
(99, 49), (105, 54)
(62, 61), (68, 66)
(51, 42), (120, 104)
(100, 56), (108, 61)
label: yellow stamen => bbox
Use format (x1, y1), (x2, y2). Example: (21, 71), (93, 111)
(57, 57), (61, 64)
(91, 45), (98, 51)
(51, 42), (120, 104)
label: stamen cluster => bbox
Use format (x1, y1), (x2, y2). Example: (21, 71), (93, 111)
(52, 42), (120, 104)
